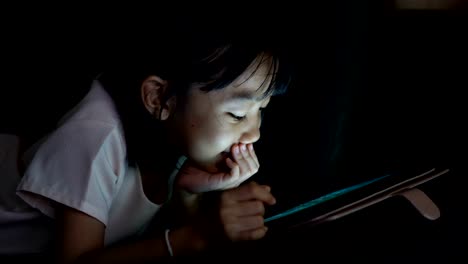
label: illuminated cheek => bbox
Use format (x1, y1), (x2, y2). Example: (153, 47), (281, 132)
(186, 121), (215, 152)
(201, 127), (232, 152)
(216, 130), (240, 152)
(187, 113), (233, 153)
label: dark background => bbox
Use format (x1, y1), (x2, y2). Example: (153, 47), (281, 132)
(1, 1), (466, 262)
(253, 1), (467, 262)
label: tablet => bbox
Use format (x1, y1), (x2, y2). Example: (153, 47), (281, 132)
(264, 167), (450, 233)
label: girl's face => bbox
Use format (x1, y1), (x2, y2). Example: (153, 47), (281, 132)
(168, 57), (273, 173)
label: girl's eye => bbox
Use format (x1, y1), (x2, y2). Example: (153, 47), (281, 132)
(228, 113), (246, 121)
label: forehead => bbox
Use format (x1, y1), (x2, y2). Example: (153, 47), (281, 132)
(186, 55), (274, 105)
(226, 56), (274, 100)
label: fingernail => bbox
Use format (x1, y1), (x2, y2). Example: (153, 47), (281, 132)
(241, 144), (247, 152)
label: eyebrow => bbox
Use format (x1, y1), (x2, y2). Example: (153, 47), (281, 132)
(229, 90), (268, 102)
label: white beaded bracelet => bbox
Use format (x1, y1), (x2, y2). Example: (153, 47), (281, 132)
(164, 229), (174, 257)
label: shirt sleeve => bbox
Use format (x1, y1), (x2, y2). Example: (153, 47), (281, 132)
(16, 120), (126, 226)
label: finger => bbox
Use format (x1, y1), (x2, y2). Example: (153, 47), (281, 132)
(222, 182), (276, 205)
(247, 144), (260, 168)
(225, 157), (239, 180)
(238, 143), (259, 176)
(226, 216), (264, 232)
(231, 144), (244, 162)
(234, 226), (268, 241)
(233, 144), (258, 177)
(231, 144), (250, 177)
(221, 200), (265, 217)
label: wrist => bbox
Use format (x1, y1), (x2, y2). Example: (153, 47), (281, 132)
(169, 225), (207, 255)
(177, 190), (202, 215)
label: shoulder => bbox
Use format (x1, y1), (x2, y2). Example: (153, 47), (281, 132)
(23, 79), (127, 166)
(56, 80), (122, 127)
(16, 80), (131, 224)
(22, 112), (127, 181)
(17, 115), (128, 224)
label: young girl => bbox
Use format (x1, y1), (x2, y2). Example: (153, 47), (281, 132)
(1, 19), (292, 262)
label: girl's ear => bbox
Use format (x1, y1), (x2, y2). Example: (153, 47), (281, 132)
(141, 75), (176, 121)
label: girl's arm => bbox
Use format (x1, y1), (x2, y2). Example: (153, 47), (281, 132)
(55, 206), (206, 264)
(55, 180), (274, 263)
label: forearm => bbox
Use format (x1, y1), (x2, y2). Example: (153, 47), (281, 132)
(71, 225), (206, 264)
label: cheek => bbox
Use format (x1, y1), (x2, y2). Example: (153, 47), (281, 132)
(191, 119), (233, 150)
(185, 117), (214, 145)
(195, 121), (222, 143)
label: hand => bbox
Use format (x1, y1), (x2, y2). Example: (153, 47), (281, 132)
(176, 143), (260, 193)
(217, 181), (276, 241)
(161, 182), (275, 254)
(193, 181), (276, 245)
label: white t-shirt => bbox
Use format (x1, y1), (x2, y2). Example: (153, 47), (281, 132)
(12, 80), (185, 252)
(0, 134), (55, 254)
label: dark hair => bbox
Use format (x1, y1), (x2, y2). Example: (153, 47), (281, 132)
(98, 19), (293, 175)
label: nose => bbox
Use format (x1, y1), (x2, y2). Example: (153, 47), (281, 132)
(239, 118), (261, 144)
